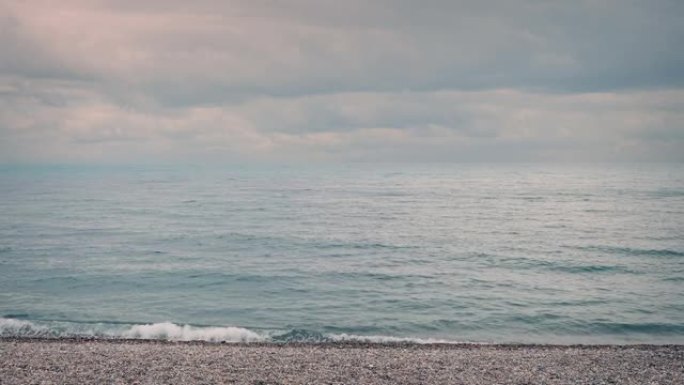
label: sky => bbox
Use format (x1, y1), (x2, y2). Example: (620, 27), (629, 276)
(1, 0), (683, 164)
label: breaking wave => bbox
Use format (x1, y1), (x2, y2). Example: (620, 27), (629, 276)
(0, 318), (263, 342)
(0, 318), (462, 344)
(122, 322), (264, 342)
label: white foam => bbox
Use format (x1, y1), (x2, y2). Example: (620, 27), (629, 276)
(122, 322), (265, 342)
(1, 317), (469, 344)
(328, 333), (465, 344)
(0, 318), (264, 342)
(0, 317), (50, 337)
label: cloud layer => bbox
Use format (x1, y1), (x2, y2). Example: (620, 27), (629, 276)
(1, 0), (683, 163)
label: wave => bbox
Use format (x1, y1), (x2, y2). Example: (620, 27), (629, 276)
(650, 189), (684, 198)
(550, 264), (634, 274)
(0, 318), (51, 338)
(328, 333), (458, 344)
(0, 318), (462, 344)
(123, 322), (263, 342)
(588, 321), (684, 335)
(475, 254), (636, 274)
(0, 318), (263, 342)
(568, 245), (684, 258)
(5, 317), (682, 344)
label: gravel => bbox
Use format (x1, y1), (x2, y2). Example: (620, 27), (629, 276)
(1, 339), (682, 384)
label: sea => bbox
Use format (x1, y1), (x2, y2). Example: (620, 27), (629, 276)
(0, 163), (682, 344)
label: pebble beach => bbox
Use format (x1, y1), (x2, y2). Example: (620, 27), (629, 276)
(1, 339), (682, 384)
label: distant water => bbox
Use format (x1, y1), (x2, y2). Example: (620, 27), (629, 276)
(0, 163), (682, 344)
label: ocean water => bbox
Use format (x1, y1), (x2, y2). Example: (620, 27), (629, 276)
(0, 163), (682, 344)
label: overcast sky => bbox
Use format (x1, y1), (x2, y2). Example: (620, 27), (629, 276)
(1, 0), (682, 164)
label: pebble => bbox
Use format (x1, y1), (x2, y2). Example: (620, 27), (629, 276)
(0, 339), (682, 384)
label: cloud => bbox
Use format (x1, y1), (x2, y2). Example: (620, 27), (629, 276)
(2, 75), (681, 162)
(0, 0), (682, 163)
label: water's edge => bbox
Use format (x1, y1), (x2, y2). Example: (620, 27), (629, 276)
(3, 317), (683, 345)
(3, 336), (683, 349)
(0, 317), (471, 344)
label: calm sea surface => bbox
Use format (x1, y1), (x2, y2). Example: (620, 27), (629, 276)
(0, 164), (682, 344)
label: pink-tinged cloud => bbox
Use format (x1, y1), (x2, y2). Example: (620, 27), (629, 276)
(1, 1), (682, 163)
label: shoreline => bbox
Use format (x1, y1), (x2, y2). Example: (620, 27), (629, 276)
(2, 336), (684, 349)
(2, 339), (682, 384)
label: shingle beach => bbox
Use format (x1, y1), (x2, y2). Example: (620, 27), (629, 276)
(1, 339), (682, 384)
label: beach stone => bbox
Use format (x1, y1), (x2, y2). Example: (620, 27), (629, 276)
(0, 340), (682, 385)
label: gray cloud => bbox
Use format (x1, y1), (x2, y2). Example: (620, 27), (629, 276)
(0, 0), (682, 163)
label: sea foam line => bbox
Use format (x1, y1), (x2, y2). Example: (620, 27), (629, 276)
(0, 318), (264, 342)
(122, 321), (264, 342)
(0, 317), (468, 344)
(327, 333), (464, 344)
